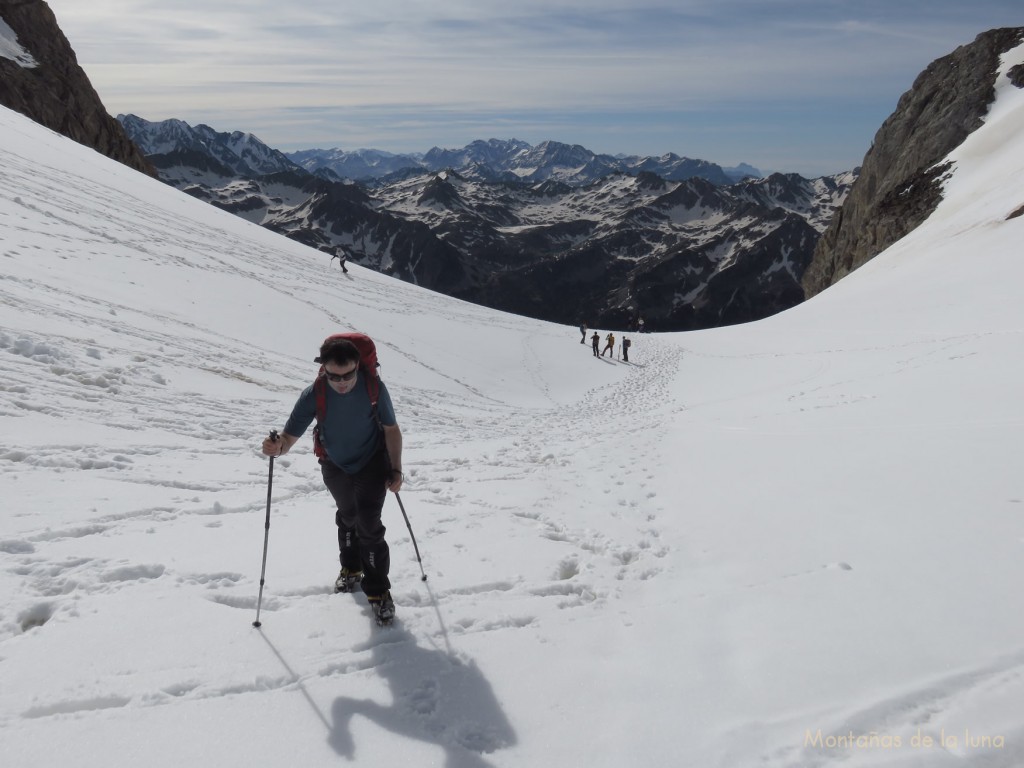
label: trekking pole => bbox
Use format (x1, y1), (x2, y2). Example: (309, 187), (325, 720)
(394, 492), (428, 581)
(253, 430), (278, 628)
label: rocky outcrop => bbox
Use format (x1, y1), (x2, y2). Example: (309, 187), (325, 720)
(1009, 62), (1024, 88)
(803, 27), (1024, 298)
(0, 0), (155, 176)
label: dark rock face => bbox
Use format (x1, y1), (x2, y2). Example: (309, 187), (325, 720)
(275, 179), (472, 292)
(803, 27), (1024, 298)
(446, 176), (827, 332)
(1008, 62), (1024, 88)
(0, 0), (155, 176)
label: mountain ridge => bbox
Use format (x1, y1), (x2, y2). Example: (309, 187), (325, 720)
(285, 135), (754, 186)
(119, 113), (852, 331)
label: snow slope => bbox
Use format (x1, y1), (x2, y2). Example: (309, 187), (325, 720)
(1, 44), (1023, 768)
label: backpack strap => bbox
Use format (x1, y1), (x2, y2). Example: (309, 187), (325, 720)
(312, 371), (328, 458)
(311, 363), (383, 459)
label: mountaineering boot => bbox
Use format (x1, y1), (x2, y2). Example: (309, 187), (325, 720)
(368, 591), (396, 626)
(334, 568), (363, 594)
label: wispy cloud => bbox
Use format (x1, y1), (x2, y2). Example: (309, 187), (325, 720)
(40, 0), (1024, 175)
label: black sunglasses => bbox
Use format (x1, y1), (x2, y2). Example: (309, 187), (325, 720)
(324, 368), (358, 383)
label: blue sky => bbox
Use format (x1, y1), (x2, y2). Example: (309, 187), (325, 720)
(43, 0), (1023, 177)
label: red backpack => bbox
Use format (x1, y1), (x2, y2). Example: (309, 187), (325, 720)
(311, 333), (382, 458)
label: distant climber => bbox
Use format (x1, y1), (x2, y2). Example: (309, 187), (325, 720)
(602, 333), (615, 358)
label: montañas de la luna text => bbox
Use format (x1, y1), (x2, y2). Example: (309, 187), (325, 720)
(805, 728), (1005, 751)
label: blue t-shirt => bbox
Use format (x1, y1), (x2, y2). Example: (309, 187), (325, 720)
(284, 371), (397, 473)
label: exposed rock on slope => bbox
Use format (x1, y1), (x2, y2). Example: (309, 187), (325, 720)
(804, 27), (1024, 297)
(0, 0), (154, 176)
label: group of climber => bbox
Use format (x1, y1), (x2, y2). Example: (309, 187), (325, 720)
(578, 323), (634, 362)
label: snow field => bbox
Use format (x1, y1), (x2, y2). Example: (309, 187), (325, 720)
(1, 40), (1024, 768)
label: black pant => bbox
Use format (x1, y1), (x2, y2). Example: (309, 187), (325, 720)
(320, 450), (390, 596)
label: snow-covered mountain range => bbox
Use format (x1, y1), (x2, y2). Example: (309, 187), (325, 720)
(121, 116), (759, 187)
(119, 113), (298, 177)
(119, 114), (854, 331)
(288, 137), (759, 186)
